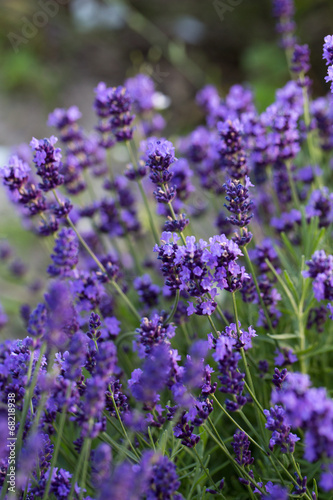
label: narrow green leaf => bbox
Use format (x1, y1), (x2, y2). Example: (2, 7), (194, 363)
(265, 259), (298, 314)
(157, 430), (168, 455)
(283, 270), (299, 303)
(267, 333), (298, 340)
(280, 232), (299, 262)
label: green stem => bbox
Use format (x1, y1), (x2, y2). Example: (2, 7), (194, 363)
(300, 74), (322, 188)
(137, 180), (160, 245)
(286, 160), (300, 210)
(163, 289), (180, 325)
(231, 293), (241, 335)
(125, 141), (160, 245)
(215, 304), (230, 326)
(53, 191), (141, 322)
(232, 293), (267, 438)
(264, 259), (298, 315)
(206, 418), (266, 495)
(180, 323), (191, 346)
(110, 391), (141, 459)
(109, 280), (141, 321)
(167, 199), (186, 245)
(42, 384), (72, 500)
(207, 314), (220, 337)
(242, 247), (277, 340)
(125, 233), (143, 275)
(212, 395), (266, 455)
(192, 447), (226, 499)
(69, 434), (91, 500)
(79, 438), (91, 500)
(16, 345), (46, 453)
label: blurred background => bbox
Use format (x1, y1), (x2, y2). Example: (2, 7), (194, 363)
(0, 0), (333, 147)
(0, 0), (333, 336)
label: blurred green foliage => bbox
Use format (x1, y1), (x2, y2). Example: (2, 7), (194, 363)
(0, 0), (333, 117)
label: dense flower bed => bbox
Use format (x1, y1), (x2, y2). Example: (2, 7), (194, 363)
(1, 1), (333, 498)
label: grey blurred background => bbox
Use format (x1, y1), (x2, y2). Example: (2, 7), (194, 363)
(0, 0), (333, 148)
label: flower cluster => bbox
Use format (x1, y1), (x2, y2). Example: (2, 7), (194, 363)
(264, 405), (299, 453)
(3, 7), (333, 498)
(271, 0), (296, 49)
(272, 372), (333, 490)
(323, 35), (333, 92)
(94, 82), (134, 147)
(211, 333), (250, 412)
(303, 250), (333, 301)
(154, 232), (249, 316)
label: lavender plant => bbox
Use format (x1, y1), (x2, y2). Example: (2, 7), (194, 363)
(1, 2), (333, 499)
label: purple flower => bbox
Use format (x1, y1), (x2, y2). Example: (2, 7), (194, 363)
(146, 455), (181, 499)
(272, 367), (288, 390)
(303, 250), (333, 302)
(264, 405), (300, 453)
(328, 303), (333, 319)
(307, 305), (328, 332)
(223, 176), (254, 245)
(271, 0), (296, 49)
(47, 227), (79, 277)
(94, 83), (134, 145)
(320, 463), (333, 492)
(196, 84), (220, 114)
(44, 280), (78, 347)
(136, 314), (175, 355)
(103, 316), (121, 338)
(291, 44), (311, 74)
(231, 431), (254, 467)
(155, 232), (249, 316)
(134, 275), (160, 308)
(184, 126), (212, 163)
(144, 138), (177, 197)
(271, 209), (301, 233)
(263, 481), (289, 500)
(129, 343), (171, 406)
(48, 106), (82, 143)
(305, 187), (333, 228)
(27, 303), (47, 341)
(173, 411), (201, 448)
(325, 66), (333, 92)
(223, 322), (257, 350)
(61, 332), (88, 380)
(311, 96), (333, 151)
(30, 467), (84, 499)
(0, 155), (31, 193)
(91, 443), (112, 489)
(30, 136), (64, 192)
(323, 35), (333, 65)
(218, 120), (249, 180)
(125, 74), (155, 113)
(211, 334), (248, 412)
(274, 348), (298, 367)
(272, 371), (333, 463)
(0, 303), (8, 331)
(98, 451), (154, 500)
